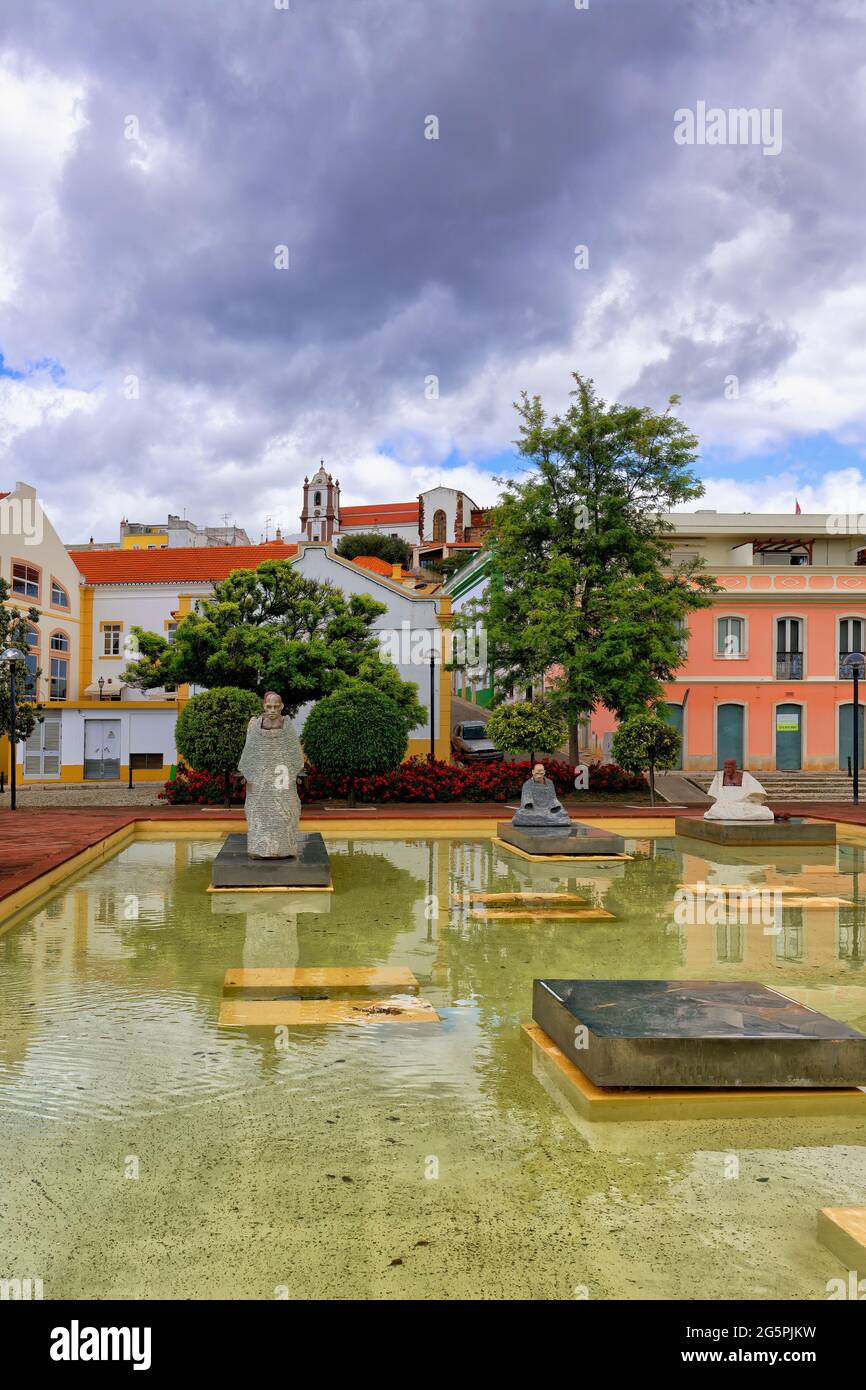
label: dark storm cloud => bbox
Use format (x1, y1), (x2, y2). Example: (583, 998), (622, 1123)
(0, 0), (864, 534)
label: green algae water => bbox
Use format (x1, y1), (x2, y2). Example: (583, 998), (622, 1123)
(1, 831), (865, 1300)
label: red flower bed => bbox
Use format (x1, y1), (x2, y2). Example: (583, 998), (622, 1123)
(160, 768), (246, 805)
(159, 757), (644, 806)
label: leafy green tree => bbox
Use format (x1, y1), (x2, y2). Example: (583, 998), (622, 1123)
(302, 681), (408, 805)
(484, 700), (567, 763)
(335, 532), (412, 567)
(611, 711), (681, 806)
(174, 686), (262, 803)
(124, 558), (423, 724)
(477, 374), (718, 758)
(0, 578), (42, 744)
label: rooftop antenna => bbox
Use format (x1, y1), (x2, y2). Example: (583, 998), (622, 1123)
(264, 514), (272, 541)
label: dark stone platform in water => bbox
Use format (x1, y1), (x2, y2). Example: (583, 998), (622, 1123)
(211, 832), (332, 889)
(675, 816), (835, 846)
(532, 979), (866, 1089)
(498, 821), (625, 857)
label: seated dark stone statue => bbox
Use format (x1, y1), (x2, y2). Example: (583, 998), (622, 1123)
(512, 764), (575, 833)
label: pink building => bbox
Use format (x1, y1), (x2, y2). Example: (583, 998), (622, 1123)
(588, 511), (866, 773)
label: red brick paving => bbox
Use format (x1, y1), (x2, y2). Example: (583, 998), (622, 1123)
(0, 799), (864, 905)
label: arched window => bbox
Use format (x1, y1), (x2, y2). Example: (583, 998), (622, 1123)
(50, 577), (70, 610)
(23, 624), (39, 698)
(432, 509), (446, 543)
(49, 630), (69, 701)
(314, 491), (322, 507)
(716, 615), (745, 657)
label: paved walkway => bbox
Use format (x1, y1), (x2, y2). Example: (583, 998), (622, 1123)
(1, 799), (865, 907)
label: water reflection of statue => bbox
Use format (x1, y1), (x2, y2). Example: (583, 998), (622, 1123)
(238, 692), (305, 858)
(704, 759), (774, 822)
(513, 763), (574, 829)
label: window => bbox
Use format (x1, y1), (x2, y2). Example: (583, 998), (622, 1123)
(840, 618), (864, 654)
(776, 618), (803, 679)
(314, 491), (322, 507)
(50, 656), (68, 701)
(130, 753), (163, 770)
(22, 624), (38, 698)
(165, 623), (177, 644)
(12, 562), (39, 600)
(432, 509), (447, 543)
(839, 617), (865, 678)
(716, 616), (744, 657)
(102, 624), (122, 656)
(50, 579), (70, 608)
(50, 631), (69, 653)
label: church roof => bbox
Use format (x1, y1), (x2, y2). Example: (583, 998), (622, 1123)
(339, 501), (417, 526)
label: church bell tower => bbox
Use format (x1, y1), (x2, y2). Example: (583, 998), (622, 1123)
(300, 461), (340, 542)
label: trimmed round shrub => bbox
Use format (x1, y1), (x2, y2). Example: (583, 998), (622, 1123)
(611, 711), (681, 806)
(485, 700), (568, 759)
(302, 682), (407, 798)
(174, 686), (262, 802)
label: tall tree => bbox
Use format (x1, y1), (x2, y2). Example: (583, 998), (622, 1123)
(124, 558), (425, 732)
(476, 374), (718, 758)
(335, 532), (412, 567)
(0, 578), (42, 742)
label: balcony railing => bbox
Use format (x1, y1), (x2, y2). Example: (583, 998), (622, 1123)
(839, 654), (866, 679)
(776, 653), (803, 679)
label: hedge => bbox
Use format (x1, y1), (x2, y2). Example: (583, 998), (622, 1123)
(159, 757), (645, 806)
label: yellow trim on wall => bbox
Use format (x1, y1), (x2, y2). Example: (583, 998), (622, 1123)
(78, 587), (93, 698)
(435, 597), (454, 760)
(20, 763), (174, 785)
(176, 594), (192, 708)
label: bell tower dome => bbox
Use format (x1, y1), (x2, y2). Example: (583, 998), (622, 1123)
(300, 460), (339, 542)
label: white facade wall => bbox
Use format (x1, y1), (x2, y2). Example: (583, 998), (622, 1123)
(294, 544), (442, 744)
(336, 519), (419, 545)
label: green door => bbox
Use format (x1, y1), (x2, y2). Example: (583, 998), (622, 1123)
(775, 704), (802, 770)
(662, 703), (683, 769)
(839, 704), (865, 770)
(717, 703), (744, 768)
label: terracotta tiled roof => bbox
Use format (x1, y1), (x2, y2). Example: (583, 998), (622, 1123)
(339, 502), (417, 526)
(350, 554), (397, 577)
(69, 542), (297, 584)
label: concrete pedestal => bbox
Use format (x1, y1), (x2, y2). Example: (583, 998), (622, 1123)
(211, 832), (332, 889)
(532, 979), (866, 1089)
(675, 816), (835, 847)
(497, 821), (626, 857)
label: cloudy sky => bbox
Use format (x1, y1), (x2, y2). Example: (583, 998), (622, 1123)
(1, 0), (865, 542)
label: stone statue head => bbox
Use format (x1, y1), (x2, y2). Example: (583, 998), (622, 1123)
(262, 691), (284, 718)
(532, 762), (547, 783)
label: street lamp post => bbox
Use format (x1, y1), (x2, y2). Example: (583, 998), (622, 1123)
(429, 650), (436, 763)
(841, 652), (866, 805)
(97, 676), (105, 701)
(1, 645), (28, 812)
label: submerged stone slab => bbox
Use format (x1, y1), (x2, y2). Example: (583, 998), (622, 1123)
(497, 821), (625, 857)
(211, 832), (331, 889)
(817, 1207), (866, 1277)
(675, 816), (835, 846)
(218, 996), (439, 1026)
(532, 979), (866, 1089)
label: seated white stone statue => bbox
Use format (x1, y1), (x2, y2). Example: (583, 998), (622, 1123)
(704, 760), (774, 822)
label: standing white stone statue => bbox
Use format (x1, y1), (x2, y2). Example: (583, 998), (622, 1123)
(704, 759), (774, 822)
(238, 691), (305, 858)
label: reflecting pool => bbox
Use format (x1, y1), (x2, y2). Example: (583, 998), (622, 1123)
(1, 831), (865, 1300)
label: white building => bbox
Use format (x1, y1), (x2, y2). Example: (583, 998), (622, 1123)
(2, 488), (454, 785)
